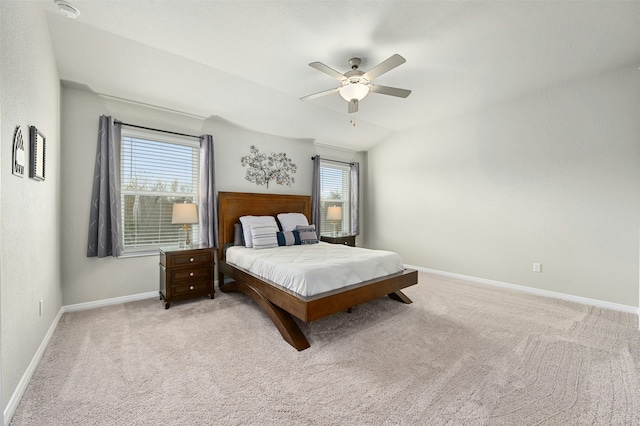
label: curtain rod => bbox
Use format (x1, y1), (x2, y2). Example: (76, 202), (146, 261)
(114, 120), (201, 140)
(311, 156), (355, 166)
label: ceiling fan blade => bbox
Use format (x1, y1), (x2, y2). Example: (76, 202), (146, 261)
(348, 99), (359, 114)
(300, 87), (340, 101)
(369, 84), (412, 98)
(363, 54), (406, 81)
(308, 62), (346, 81)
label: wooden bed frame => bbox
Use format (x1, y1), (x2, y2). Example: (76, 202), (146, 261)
(217, 191), (418, 350)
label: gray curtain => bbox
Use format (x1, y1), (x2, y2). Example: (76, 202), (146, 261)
(87, 116), (122, 257)
(199, 135), (218, 248)
(350, 162), (360, 235)
(311, 155), (321, 234)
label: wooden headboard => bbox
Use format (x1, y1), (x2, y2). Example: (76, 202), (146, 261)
(218, 192), (312, 259)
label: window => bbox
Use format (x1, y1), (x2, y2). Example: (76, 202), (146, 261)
(319, 160), (351, 236)
(120, 129), (199, 254)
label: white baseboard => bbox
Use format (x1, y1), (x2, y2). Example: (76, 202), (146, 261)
(63, 281), (221, 313)
(407, 264), (638, 314)
(4, 307), (64, 426)
(63, 291), (159, 313)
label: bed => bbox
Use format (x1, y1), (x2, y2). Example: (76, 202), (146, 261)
(217, 191), (418, 350)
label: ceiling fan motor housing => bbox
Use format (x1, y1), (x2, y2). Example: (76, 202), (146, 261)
(348, 58), (362, 70)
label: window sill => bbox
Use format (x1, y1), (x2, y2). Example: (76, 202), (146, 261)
(117, 250), (160, 259)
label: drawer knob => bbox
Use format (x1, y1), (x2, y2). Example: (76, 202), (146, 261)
(189, 272), (194, 277)
(189, 285), (194, 290)
(189, 257), (194, 262)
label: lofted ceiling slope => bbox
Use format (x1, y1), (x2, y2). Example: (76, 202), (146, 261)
(41, 0), (640, 151)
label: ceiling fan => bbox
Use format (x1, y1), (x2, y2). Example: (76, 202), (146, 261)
(300, 54), (411, 114)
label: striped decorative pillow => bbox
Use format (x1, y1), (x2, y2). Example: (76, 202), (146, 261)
(250, 224), (279, 249)
(277, 230), (301, 246)
(239, 215), (278, 248)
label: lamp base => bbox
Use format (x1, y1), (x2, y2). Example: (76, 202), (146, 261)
(179, 225), (192, 249)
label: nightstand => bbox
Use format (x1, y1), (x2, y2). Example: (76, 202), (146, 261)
(320, 234), (356, 247)
(159, 246), (215, 309)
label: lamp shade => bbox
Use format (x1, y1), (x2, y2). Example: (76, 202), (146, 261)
(172, 203), (198, 224)
(327, 206), (342, 221)
(339, 83), (370, 102)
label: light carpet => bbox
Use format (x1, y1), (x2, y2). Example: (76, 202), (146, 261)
(10, 272), (640, 425)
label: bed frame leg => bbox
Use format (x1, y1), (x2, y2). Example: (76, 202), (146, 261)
(218, 271), (225, 290)
(388, 290), (412, 304)
(221, 280), (311, 351)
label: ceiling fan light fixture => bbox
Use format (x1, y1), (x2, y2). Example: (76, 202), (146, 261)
(339, 83), (370, 102)
(54, 0), (81, 19)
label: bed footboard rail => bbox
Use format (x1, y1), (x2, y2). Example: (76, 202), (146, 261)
(219, 260), (418, 350)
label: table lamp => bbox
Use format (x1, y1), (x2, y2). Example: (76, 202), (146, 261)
(327, 205), (342, 236)
(172, 202), (198, 248)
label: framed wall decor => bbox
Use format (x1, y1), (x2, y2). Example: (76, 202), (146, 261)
(29, 126), (46, 181)
(12, 126), (26, 177)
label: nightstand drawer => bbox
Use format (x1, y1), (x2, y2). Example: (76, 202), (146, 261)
(166, 252), (211, 268)
(171, 281), (211, 296)
(170, 266), (211, 282)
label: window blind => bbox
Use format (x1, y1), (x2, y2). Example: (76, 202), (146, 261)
(120, 130), (199, 253)
(319, 160), (351, 236)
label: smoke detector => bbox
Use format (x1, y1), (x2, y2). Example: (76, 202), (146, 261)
(54, 0), (80, 19)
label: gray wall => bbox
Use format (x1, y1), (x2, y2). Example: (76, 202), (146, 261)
(60, 86), (364, 306)
(1, 1), (62, 411)
(366, 65), (640, 307)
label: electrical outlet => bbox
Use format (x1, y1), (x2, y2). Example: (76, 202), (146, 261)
(39, 299), (43, 317)
(533, 263), (542, 273)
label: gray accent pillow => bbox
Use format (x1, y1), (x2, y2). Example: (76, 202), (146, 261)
(296, 224), (319, 245)
(233, 223), (244, 246)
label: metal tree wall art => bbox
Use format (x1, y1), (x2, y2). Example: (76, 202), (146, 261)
(241, 145), (297, 188)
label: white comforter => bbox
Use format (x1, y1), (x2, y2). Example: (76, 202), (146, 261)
(226, 242), (405, 297)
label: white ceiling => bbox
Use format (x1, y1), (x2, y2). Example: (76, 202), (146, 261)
(43, 0), (640, 151)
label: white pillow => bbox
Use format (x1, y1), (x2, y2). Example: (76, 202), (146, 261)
(239, 216), (277, 248)
(250, 224), (279, 250)
(277, 213), (309, 232)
